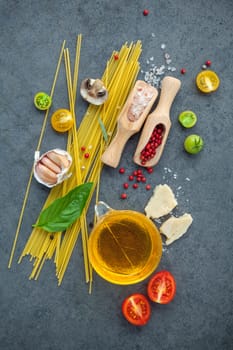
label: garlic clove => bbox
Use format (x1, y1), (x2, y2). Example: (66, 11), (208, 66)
(80, 78), (108, 105)
(34, 149), (72, 188)
(35, 163), (58, 186)
(46, 151), (70, 170)
(40, 155), (62, 174)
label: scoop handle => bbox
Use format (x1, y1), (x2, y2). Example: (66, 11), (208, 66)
(101, 127), (134, 168)
(154, 76), (181, 116)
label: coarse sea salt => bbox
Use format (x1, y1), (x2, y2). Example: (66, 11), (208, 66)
(143, 41), (177, 88)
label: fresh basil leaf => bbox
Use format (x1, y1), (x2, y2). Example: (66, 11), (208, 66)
(98, 117), (108, 142)
(33, 182), (93, 232)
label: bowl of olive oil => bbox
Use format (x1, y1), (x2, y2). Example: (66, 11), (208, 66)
(88, 202), (162, 285)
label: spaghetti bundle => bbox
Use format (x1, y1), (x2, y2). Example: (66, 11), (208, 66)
(18, 39), (142, 286)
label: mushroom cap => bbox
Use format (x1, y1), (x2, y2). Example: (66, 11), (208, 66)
(80, 78), (108, 105)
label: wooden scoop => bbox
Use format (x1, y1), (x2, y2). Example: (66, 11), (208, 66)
(101, 80), (158, 168)
(133, 76), (181, 167)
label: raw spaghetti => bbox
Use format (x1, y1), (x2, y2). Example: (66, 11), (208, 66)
(18, 40), (142, 287)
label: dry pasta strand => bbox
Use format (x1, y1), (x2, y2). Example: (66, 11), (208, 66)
(8, 40), (66, 268)
(19, 41), (142, 286)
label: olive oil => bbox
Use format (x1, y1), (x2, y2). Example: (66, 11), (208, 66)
(88, 210), (162, 285)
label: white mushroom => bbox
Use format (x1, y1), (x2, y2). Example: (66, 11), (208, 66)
(80, 78), (108, 105)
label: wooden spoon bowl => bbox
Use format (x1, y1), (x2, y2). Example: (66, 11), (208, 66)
(101, 80), (158, 168)
(134, 76), (181, 167)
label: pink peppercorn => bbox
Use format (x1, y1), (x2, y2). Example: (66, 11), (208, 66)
(146, 184), (151, 190)
(121, 193), (127, 199)
(133, 183), (139, 189)
(81, 146), (86, 151)
(146, 167), (154, 174)
(119, 167), (125, 174)
(123, 183), (129, 189)
(128, 175), (134, 181)
(180, 68), (186, 74)
(143, 9), (149, 16)
(84, 153), (90, 158)
(205, 60), (212, 66)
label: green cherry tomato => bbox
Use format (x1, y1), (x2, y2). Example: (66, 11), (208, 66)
(178, 110), (197, 128)
(184, 134), (204, 154)
(34, 92), (52, 110)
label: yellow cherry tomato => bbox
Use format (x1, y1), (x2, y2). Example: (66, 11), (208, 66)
(51, 109), (73, 132)
(196, 70), (220, 93)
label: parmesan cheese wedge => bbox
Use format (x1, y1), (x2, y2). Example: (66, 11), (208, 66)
(160, 213), (193, 245)
(145, 184), (177, 219)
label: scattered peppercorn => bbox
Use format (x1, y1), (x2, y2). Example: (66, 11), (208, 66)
(84, 153), (90, 158)
(81, 146), (86, 151)
(205, 60), (212, 66)
(147, 167), (154, 174)
(180, 68), (186, 74)
(114, 54), (119, 60)
(143, 9), (149, 16)
(118, 167), (155, 198)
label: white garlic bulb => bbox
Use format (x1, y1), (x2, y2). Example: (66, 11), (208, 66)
(34, 149), (72, 188)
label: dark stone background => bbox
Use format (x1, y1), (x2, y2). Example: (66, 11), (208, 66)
(1, 1), (232, 349)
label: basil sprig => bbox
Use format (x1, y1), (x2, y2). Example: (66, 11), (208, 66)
(33, 182), (93, 232)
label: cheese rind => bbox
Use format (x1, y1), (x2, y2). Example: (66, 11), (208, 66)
(160, 213), (193, 245)
(145, 184), (177, 219)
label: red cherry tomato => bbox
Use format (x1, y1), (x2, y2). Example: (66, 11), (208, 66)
(147, 270), (176, 304)
(122, 294), (151, 326)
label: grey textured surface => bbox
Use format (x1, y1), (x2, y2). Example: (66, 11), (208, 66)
(1, 1), (233, 349)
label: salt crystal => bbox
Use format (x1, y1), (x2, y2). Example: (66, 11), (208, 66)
(151, 33), (155, 37)
(150, 57), (154, 61)
(161, 43), (166, 49)
(170, 67), (176, 72)
(164, 53), (170, 59)
(166, 59), (172, 65)
(185, 177), (191, 181)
